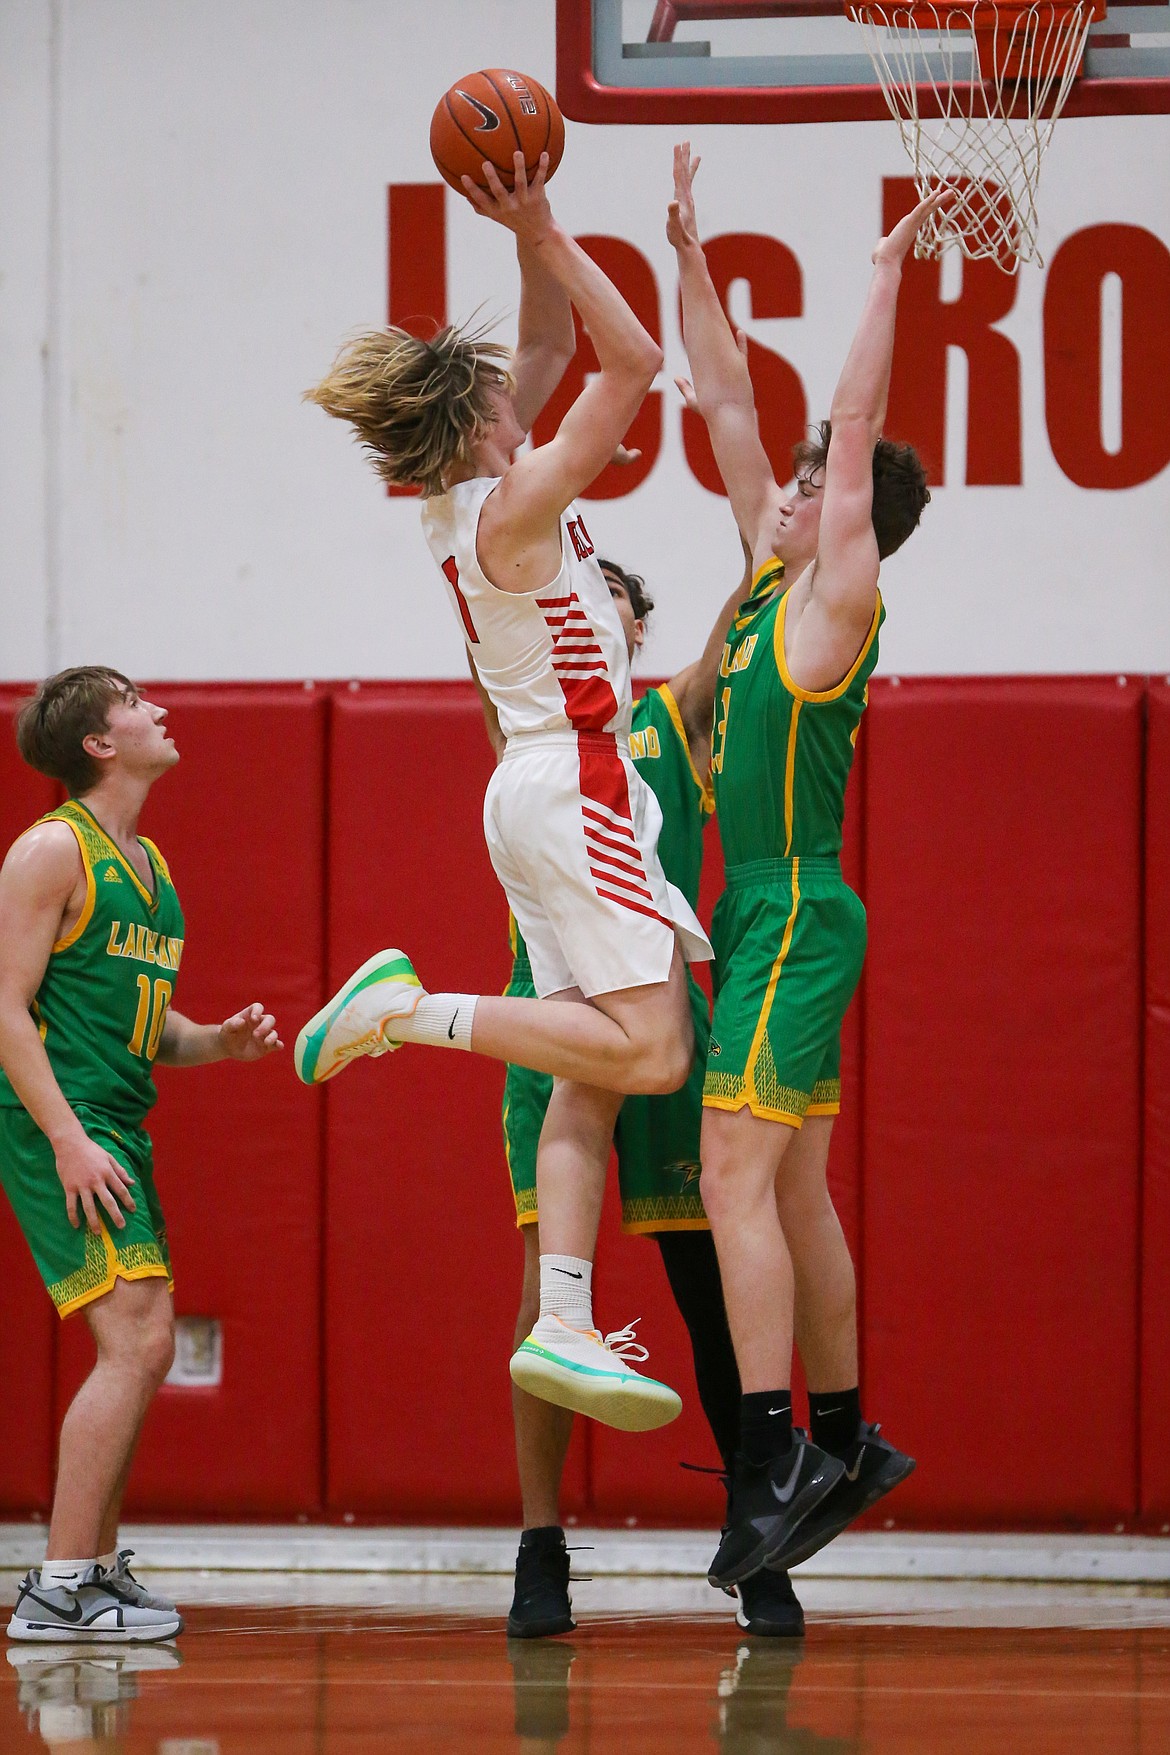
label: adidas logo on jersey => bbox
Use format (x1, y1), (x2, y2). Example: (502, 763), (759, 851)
(102, 864), (122, 884)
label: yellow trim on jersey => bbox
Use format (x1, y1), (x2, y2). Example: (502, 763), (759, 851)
(655, 683), (710, 807)
(139, 836), (173, 886)
(782, 701), (803, 858)
(743, 857), (801, 1107)
(49, 819), (97, 954)
(774, 588), (883, 705)
(621, 1217), (711, 1235)
(702, 1091), (806, 1128)
(69, 802), (160, 912)
(52, 1223), (171, 1319)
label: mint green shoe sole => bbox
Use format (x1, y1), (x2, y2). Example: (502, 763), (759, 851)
(510, 1340), (682, 1433)
(294, 949), (420, 1085)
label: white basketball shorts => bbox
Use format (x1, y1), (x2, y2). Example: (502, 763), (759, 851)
(484, 731), (713, 1000)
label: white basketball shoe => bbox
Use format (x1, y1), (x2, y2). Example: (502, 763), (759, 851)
(294, 949), (423, 1084)
(510, 1315), (682, 1432)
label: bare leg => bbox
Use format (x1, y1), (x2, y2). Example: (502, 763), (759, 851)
(471, 944), (694, 1094)
(535, 1073), (623, 1262)
(46, 1277), (175, 1561)
(775, 1116), (858, 1391)
(513, 1226), (575, 1527)
(699, 1106), (798, 1390)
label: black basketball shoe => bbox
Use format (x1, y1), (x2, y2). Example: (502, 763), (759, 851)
(766, 1422), (916, 1574)
(708, 1436), (845, 1589)
(736, 1566), (806, 1637)
(507, 1526), (576, 1639)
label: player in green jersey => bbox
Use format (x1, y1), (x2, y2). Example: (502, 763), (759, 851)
(669, 146), (947, 1588)
(484, 549), (805, 1638)
(0, 667), (282, 1643)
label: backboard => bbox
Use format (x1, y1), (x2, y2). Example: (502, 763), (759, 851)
(556, 0), (1170, 122)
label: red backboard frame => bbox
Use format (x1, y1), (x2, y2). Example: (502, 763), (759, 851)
(556, 0), (1170, 122)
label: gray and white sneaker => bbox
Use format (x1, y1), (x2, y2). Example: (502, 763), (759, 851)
(103, 1550), (178, 1614)
(6, 1566), (183, 1643)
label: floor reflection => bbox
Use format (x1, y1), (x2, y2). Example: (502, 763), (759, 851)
(2, 1606), (1169, 1753)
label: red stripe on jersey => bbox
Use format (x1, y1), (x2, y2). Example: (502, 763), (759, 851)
(585, 829), (647, 867)
(441, 555), (479, 645)
(578, 744), (635, 823)
(595, 888), (672, 928)
(540, 588), (619, 733)
(582, 806), (635, 840)
(589, 866), (655, 903)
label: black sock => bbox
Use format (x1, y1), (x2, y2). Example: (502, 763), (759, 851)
(808, 1388), (862, 1458)
(654, 1230), (741, 1472)
(739, 1390), (793, 1466)
(519, 1525), (565, 1550)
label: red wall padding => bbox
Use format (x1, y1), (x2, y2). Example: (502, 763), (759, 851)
(54, 686), (328, 1514)
(1142, 680), (1170, 1518)
(1, 676), (1162, 1527)
(323, 684), (533, 1518)
(861, 678), (1143, 1523)
(0, 691), (59, 1512)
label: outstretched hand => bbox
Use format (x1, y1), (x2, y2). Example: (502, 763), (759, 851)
(218, 1003), (283, 1061)
(872, 187), (955, 267)
(461, 152), (556, 245)
(666, 141), (702, 251)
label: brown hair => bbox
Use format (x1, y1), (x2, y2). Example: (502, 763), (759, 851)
(304, 323), (514, 496)
(793, 420), (930, 560)
(15, 666), (136, 796)
(598, 558), (655, 623)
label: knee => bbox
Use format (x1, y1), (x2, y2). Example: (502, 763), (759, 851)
(138, 1310), (176, 1388)
(628, 1020), (693, 1095)
(698, 1154), (740, 1222)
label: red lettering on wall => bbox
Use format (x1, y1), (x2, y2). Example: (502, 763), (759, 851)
(1044, 225), (1170, 490)
(679, 233), (807, 497)
(386, 184), (447, 497)
(883, 179), (1021, 487)
(530, 236), (662, 500)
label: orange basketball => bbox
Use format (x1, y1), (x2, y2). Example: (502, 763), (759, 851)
(430, 69), (565, 196)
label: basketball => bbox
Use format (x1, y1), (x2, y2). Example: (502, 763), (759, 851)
(430, 69), (564, 195)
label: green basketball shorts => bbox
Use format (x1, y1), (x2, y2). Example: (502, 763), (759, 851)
(703, 855), (866, 1128)
(0, 1103), (172, 1318)
(502, 955), (710, 1234)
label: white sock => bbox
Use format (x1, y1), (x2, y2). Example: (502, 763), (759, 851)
(390, 992), (477, 1049)
(40, 1559), (94, 1591)
(539, 1255), (594, 1330)
(96, 1548), (118, 1574)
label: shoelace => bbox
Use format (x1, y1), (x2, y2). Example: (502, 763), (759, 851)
(600, 1319), (649, 1363)
(333, 1031), (394, 1064)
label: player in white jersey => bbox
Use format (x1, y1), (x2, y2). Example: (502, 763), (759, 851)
(300, 152), (712, 1431)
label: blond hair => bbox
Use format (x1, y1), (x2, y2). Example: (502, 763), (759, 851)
(304, 324), (514, 496)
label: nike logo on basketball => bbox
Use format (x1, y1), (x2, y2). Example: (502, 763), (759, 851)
(456, 91), (500, 131)
(770, 1449), (804, 1505)
(552, 1267), (583, 1279)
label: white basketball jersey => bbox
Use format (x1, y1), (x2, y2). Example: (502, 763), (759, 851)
(421, 477), (632, 741)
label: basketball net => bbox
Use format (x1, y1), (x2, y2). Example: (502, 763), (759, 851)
(849, 2), (1100, 271)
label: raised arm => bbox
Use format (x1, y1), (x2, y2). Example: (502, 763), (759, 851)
(666, 525), (754, 776)
(814, 192), (947, 622)
(0, 826), (138, 1234)
(462, 155), (662, 559)
(509, 238), (577, 434)
(786, 190), (946, 690)
(668, 144), (782, 565)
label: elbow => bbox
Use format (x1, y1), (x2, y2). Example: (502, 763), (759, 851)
(633, 338), (664, 384)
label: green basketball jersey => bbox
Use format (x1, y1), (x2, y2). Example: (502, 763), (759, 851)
(511, 684), (712, 976)
(710, 562), (884, 866)
(0, 800), (185, 1125)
